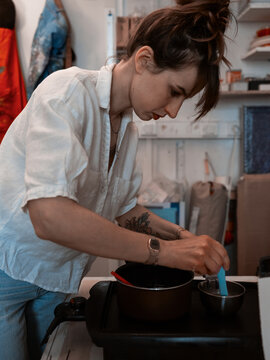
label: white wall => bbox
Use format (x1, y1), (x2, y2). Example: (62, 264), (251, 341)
(14, 0), (117, 81)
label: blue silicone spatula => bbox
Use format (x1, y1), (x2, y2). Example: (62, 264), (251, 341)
(217, 266), (228, 296)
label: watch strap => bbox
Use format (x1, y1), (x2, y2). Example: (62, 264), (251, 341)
(145, 238), (160, 265)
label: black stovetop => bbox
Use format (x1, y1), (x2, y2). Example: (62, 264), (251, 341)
(85, 280), (264, 360)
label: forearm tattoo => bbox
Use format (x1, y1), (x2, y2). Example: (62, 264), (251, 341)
(123, 212), (162, 238)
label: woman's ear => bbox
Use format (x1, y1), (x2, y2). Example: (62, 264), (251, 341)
(134, 46), (155, 74)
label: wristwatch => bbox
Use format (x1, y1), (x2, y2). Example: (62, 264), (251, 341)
(145, 238), (160, 265)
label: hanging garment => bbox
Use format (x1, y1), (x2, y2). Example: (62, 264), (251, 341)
(0, 0), (15, 29)
(27, 0), (72, 99)
(0, 28), (27, 143)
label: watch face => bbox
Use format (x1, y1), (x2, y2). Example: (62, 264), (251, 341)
(150, 238), (160, 250)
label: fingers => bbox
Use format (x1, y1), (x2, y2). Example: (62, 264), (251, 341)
(208, 236), (230, 272)
(196, 235), (230, 275)
(200, 235), (230, 274)
(165, 235), (230, 276)
(176, 227), (194, 239)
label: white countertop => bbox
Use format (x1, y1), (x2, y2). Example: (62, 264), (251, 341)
(41, 276), (258, 360)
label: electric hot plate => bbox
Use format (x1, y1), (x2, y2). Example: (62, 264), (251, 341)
(85, 280), (264, 360)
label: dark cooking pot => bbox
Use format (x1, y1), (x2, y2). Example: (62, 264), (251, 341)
(115, 262), (194, 322)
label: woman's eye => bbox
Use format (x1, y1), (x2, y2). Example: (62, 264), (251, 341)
(171, 89), (181, 97)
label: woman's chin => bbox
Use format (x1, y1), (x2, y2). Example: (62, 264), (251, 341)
(136, 113), (152, 121)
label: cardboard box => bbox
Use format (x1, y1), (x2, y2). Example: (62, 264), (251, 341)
(237, 174), (270, 275)
(129, 17), (142, 38)
(116, 17), (129, 48)
(226, 70), (242, 84)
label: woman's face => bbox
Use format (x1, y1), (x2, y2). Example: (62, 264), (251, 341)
(130, 64), (200, 121)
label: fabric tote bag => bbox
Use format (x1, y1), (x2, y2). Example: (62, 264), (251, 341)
(188, 129), (238, 244)
(189, 180), (228, 243)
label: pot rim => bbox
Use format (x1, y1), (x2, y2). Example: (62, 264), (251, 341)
(115, 271), (194, 291)
(198, 280), (246, 299)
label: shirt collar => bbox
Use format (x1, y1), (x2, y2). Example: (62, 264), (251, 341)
(95, 63), (116, 111)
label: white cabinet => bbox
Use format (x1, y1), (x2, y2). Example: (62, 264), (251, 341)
(242, 46), (270, 61)
(238, 2), (270, 61)
(221, 2), (270, 95)
(237, 2), (270, 22)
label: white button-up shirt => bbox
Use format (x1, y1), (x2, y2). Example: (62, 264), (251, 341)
(0, 64), (142, 293)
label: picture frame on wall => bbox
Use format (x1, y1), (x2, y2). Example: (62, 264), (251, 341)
(243, 106), (270, 174)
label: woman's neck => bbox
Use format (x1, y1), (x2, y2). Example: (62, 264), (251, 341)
(109, 59), (133, 117)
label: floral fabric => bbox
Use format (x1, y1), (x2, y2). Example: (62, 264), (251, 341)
(27, 0), (69, 99)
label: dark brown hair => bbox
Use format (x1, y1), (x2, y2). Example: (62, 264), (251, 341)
(126, 0), (232, 120)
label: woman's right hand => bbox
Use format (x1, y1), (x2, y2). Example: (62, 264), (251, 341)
(160, 235), (230, 275)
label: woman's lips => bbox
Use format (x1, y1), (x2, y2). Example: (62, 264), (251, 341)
(152, 113), (160, 120)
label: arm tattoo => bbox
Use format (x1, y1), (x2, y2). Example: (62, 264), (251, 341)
(123, 212), (162, 238)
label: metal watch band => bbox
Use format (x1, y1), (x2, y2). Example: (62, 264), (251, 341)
(145, 238), (160, 265)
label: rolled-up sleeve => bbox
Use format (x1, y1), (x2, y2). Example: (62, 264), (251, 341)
(22, 94), (88, 211)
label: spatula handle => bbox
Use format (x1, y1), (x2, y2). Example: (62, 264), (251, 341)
(217, 267), (228, 296)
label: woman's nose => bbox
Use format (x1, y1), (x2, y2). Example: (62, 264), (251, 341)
(165, 98), (184, 119)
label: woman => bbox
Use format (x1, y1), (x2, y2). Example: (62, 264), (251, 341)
(0, 1), (232, 359)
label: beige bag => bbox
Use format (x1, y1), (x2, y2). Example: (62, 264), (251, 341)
(188, 130), (238, 244)
(189, 181), (228, 243)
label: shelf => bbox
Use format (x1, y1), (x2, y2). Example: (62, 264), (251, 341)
(136, 120), (241, 139)
(220, 90), (270, 96)
(237, 3), (270, 22)
(242, 46), (270, 60)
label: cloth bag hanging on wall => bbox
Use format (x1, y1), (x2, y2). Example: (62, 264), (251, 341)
(188, 129), (238, 243)
(189, 180), (228, 243)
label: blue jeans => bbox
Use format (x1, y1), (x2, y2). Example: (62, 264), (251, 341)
(0, 270), (68, 360)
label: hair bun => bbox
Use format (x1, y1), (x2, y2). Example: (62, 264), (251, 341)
(174, 0), (231, 64)
(175, 0), (231, 35)
(175, 0), (229, 7)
